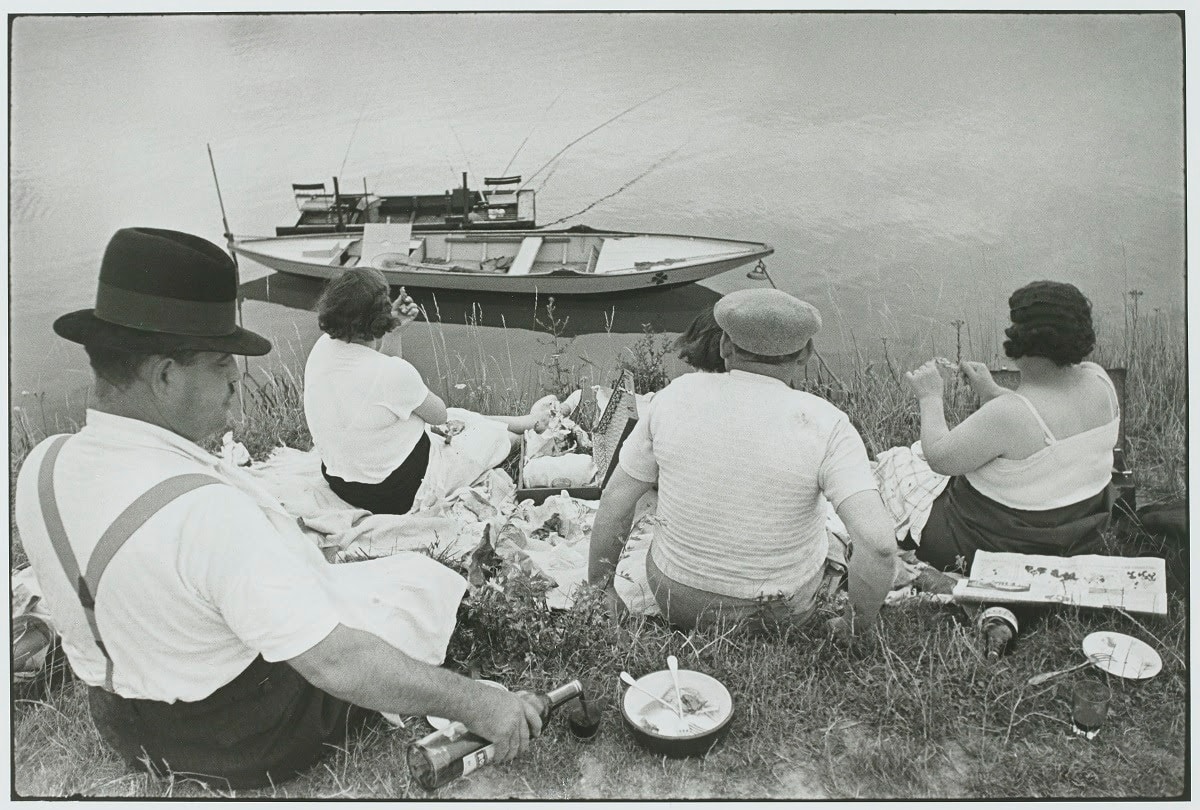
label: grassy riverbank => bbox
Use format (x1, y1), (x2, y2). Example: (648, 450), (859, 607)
(10, 305), (1187, 799)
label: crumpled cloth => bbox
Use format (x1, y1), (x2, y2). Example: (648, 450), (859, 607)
(215, 432), (949, 616)
(410, 408), (512, 514)
(327, 553), (466, 665)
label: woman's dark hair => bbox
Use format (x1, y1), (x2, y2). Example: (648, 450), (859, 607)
(1002, 281), (1095, 367)
(317, 268), (400, 342)
(675, 309), (726, 372)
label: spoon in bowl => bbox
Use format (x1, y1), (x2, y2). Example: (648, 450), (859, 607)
(618, 671), (680, 714)
(666, 655), (685, 718)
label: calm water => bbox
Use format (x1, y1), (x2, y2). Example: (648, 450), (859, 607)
(10, 13), (1185, 418)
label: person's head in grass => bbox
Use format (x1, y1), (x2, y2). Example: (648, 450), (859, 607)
(317, 267), (401, 345)
(675, 308), (725, 373)
(713, 288), (821, 386)
(52, 228), (271, 443)
(1003, 280), (1096, 367)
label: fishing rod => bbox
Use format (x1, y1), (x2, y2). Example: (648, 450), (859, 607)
(501, 89), (566, 178)
(448, 124), (475, 190)
(338, 93), (372, 179)
(205, 142), (248, 415)
(521, 84), (679, 191)
(539, 148), (680, 228)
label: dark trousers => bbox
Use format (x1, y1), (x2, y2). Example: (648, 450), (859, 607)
(88, 656), (372, 789)
(322, 432), (431, 516)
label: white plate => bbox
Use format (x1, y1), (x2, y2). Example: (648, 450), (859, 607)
(426, 679), (509, 730)
(621, 669), (733, 739)
(1082, 631), (1163, 680)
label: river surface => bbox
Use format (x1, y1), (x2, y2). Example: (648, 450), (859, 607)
(9, 12), (1185, 423)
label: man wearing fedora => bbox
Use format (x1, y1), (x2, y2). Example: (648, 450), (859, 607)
(14, 228), (544, 788)
(588, 288), (897, 633)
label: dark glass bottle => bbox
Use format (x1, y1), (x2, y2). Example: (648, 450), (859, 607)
(407, 680), (583, 791)
(979, 606), (1019, 660)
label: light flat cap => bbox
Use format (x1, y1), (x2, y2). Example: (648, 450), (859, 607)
(713, 288), (822, 356)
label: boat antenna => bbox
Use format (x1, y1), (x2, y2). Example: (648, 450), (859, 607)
(521, 84), (679, 191)
(539, 147), (679, 228)
(206, 142), (248, 415)
(501, 89), (565, 177)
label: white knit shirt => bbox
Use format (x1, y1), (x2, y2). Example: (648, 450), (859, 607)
(304, 334), (430, 484)
(619, 370), (878, 602)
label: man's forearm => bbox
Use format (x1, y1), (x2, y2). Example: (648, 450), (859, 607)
(292, 625), (487, 722)
(846, 549), (893, 628)
(587, 503), (636, 587)
(835, 490), (899, 631)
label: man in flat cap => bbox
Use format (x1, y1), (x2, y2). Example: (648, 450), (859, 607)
(14, 228), (544, 788)
(588, 288), (897, 634)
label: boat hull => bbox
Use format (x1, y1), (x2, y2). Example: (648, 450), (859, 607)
(230, 229), (773, 296)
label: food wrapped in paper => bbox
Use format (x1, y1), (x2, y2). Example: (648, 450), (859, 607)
(523, 453), (597, 488)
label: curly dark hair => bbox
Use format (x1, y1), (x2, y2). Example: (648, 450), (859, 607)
(316, 267), (400, 342)
(675, 309), (726, 373)
(1002, 280), (1095, 367)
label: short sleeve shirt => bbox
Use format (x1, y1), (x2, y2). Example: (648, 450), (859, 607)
(618, 370), (877, 600)
(304, 333), (431, 483)
(14, 412), (342, 702)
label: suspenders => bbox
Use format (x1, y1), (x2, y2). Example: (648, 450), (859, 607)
(36, 435), (222, 692)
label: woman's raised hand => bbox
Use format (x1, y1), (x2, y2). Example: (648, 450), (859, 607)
(390, 287), (421, 328)
(905, 360), (945, 400)
(959, 361), (1001, 398)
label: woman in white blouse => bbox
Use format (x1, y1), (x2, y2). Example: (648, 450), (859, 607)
(304, 268), (546, 515)
(902, 281), (1119, 573)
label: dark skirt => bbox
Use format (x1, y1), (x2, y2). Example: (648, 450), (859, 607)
(322, 431), (431, 516)
(915, 475), (1115, 574)
(88, 656), (372, 789)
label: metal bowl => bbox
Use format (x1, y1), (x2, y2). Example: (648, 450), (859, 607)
(620, 669), (734, 757)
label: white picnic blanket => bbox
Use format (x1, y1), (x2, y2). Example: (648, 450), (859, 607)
(237, 434), (935, 614)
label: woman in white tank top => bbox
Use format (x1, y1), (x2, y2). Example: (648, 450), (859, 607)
(902, 281), (1119, 573)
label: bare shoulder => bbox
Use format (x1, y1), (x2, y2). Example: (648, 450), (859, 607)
(969, 390), (1029, 425)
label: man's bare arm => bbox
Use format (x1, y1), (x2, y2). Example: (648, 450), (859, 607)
(288, 624), (542, 762)
(587, 467), (655, 588)
(834, 490), (898, 631)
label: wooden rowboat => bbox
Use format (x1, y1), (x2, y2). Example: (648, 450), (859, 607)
(229, 223), (773, 295)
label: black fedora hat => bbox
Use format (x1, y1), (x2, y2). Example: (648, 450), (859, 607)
(54, 228), (271, 356)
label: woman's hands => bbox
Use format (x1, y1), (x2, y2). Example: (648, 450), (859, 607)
(907, 358), (1006, 403)
(905, 360), (946, 400)
(390, 287), (421, 329)
(960, 361), (1005, 401)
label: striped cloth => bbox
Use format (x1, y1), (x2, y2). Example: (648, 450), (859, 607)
(871, 441), (950, 544)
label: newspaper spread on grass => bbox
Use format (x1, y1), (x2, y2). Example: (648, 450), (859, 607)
(953, 551), (1167, 615)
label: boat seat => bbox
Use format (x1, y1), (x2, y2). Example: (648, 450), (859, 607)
(507, 236), (544, 276)
(302, 240), (350, 260)
(360, 223), (415, 266)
